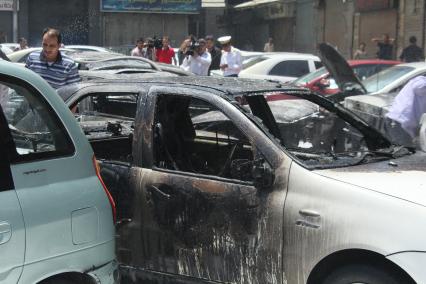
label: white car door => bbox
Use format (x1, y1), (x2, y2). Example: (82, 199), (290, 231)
(0, 90), (25, 283)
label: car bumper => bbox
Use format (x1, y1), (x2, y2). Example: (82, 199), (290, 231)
(87, 259), (120, 284)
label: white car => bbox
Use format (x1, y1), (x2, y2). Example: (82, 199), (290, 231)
(7, 47), (77, 64)
(0, 44), (14, 55)
(363, 62), (426, 94)
(65, 45), (114, 53)
(238, 52), (322, 83)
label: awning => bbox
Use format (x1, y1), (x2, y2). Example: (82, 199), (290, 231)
(202, 0), (225, 8)
(234, 0), (280, 9)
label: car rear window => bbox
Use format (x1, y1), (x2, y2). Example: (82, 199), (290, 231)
(1, 75), (75, 163)
(268, 60), (310, 77)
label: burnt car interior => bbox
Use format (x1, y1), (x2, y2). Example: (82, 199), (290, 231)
(72, 92), (137, 162)
(154, 94), (255, 181)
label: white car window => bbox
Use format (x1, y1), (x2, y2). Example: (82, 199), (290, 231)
(268, 60), (310, 77)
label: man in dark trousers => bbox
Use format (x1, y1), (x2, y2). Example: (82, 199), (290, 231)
(206, 35), (221, 75)
(399, 36), (425, 63)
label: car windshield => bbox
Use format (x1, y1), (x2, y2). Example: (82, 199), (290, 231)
(293, 67), (328, 85)
(242, 56), (268, 70)
(363, 66), (414, 93)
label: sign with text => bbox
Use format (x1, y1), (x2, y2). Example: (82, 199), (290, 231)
(101, 0), (201, 13)
(0, 0), (13, 11)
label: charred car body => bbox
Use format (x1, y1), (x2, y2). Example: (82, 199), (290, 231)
(45, 76), (426, 284)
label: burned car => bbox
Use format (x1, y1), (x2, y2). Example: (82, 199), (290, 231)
(50, 76), (426, 284)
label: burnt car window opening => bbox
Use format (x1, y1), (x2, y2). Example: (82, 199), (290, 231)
(73, 92), (138, 118)
(154, 95), (255, 181)
(238, 91), (399, 169)
(0, 76), (74, 163)
(73, 92), (137, 162)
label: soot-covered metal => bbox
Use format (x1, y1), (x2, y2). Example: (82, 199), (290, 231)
(59, 76), (422, 284)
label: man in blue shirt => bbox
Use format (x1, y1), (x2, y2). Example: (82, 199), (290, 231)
(26, 28), (80, 89)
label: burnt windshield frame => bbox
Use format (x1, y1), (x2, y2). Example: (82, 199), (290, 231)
(229, 88), (391, 151)
(1, 74), (75, 164)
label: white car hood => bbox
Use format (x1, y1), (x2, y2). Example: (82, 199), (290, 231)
(315, 151), (426, 207)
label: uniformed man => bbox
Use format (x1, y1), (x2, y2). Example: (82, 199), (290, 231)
(218, 36), (242, 77)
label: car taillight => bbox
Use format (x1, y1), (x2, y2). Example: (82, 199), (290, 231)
(93, 155), (116, 223)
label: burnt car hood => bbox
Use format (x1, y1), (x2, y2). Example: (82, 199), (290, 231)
(318, 43), (367, 94)
(315, 151), (426, 207)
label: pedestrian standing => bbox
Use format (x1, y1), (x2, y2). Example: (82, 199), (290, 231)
(180, 38), (211, 76)
(218, 36), (242, 77)
(131, 38), (145, 57)
(353, 42), (368, 59)
(371, 33), (395, 60)
(156, 36), (176, 65)
(25, 28), (80, 89)
(385, 76), (426, 147)
(205, 35), (221, 74)
(264, 37), (274, 52)
(142, 38), (157, 61)
(14, 37), (28, 51)
(399, 36), (425, 63)
(178, 37), (192, 66)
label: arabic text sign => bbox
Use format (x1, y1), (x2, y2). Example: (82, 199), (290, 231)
(101, 0), (201, 13)
(0, 0), (13, 11)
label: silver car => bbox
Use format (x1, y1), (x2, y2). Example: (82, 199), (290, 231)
(0, 60), (118, 283)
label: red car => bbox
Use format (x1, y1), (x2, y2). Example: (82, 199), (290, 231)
(293, 59), (401, 96)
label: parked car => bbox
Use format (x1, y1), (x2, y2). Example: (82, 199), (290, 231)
(0, 44), (15, 55)
(53, 75), (425, 284)
(65, 45), (114, 53)
(293, 59), (400, 96)
(0, 60), (118, 283)
(1, 42), (20, 51)
(362, 62), (426, 94)
(7, 47), (77, 63)
(237, 52), (322, 83)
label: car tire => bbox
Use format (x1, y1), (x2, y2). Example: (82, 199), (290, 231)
(41, 279), (76, 284)
(322, 263), (407, 284)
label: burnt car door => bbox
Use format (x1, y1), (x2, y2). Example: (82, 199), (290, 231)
(118, 86), (290, 284)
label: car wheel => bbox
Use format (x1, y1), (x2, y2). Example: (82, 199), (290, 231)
(322, 263), (407, 284)
(41, 279), (77, 284)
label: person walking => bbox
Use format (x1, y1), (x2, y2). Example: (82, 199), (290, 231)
(205, 35), (221, 74)
(25, 28), (80, 89)
(399, 36), (425, 63)
(180, 38), (211, 76)
(371, 33), (395, 60)
(264, 37), (274, 52)
(353, 42), (368, 59)
(156, 36), (176, 65)
(218, 36), (242, 77)
(131, 38), (145, 57)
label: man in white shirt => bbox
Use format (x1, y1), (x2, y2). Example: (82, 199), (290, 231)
(385, 76), (426, 147)
(180, 38), (211, 76)
(218, 36), (242, 77)
(131, 38), (144, 57)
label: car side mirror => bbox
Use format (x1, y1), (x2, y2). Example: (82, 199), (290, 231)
(230, 158), (274, 189)
(252, 158), (274, 189)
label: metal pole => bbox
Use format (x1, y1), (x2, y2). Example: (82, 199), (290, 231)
(12, 0), (18, 42)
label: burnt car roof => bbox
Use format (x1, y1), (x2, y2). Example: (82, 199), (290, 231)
(58, 76), (310, 102)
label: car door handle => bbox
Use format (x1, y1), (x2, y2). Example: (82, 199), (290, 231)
(0, 221), (11, 245)
(147, 185), (171, 200)
(299, 209), (320, 217)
